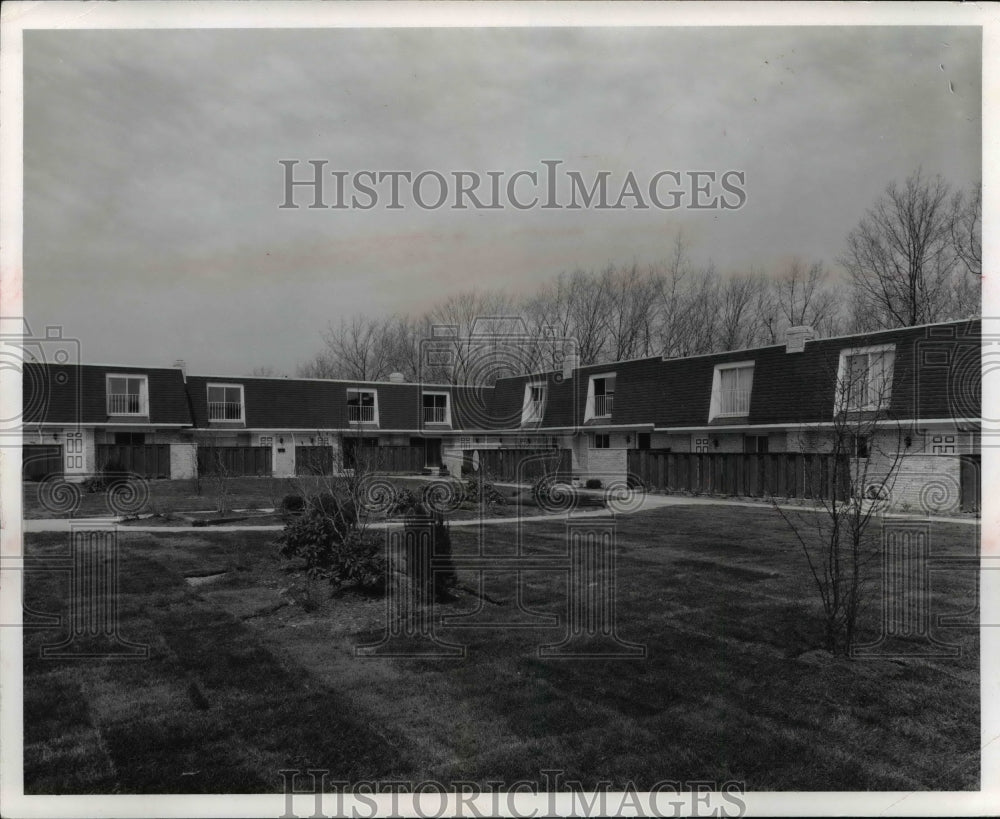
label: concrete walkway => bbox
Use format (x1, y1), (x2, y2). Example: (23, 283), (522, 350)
(20, 490), (978, 533)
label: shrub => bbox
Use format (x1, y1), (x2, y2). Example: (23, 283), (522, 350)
(463, 475), (507, 509)
(388, 487), (419, 516)
(585, 478), (603, 490)
(308, 493), (357, 538)
(277, 508), (384, 592)
(404, 503), (456, 600)
(279, 494), (305, 515)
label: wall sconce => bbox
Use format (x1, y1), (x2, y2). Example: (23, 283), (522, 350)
(279, 436), (284, 445)
(904, 435), (912, 448)
(712, 438), (720, 449)
(626, 435), (631, 445)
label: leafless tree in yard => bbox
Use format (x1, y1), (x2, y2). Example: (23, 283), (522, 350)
(840, 169), (969, 329)
(772, 349), (906, 655)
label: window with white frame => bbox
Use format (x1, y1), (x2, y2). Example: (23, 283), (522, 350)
(347, 389), (378, 423)
(422, 392), (449, 424)
(836, 345), (895, 412)
(207, 383), (244, 421)
(585, 373), (616, 421)
(522, 383), (547, 424)
(106, 374), (148, 415)
(259, 435), (274, 448)
(591, 433), (611, 449)
(709, 362), (754, 419)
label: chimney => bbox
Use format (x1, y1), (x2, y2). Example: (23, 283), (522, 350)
(173, 359), (187, 380)
(784, 326), (815, 354)
(388, 372), (406, 383)
(561, 347), (578, 380)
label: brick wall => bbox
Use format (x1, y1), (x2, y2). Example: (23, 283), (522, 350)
(169, 443), (198, 479)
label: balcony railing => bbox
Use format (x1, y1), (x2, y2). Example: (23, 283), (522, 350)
(719, 389), (750, 416)
(594, 394), (614, 417)
(107, 393), (143, 415)
(348, 404), (375, 423)
(208, 401), (244, 421)
(424, 406), (447, 423)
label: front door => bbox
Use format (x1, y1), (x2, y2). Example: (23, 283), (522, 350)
(425, 438), (442, 468)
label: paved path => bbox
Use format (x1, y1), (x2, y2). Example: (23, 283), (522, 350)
(20, 491), (978, 533)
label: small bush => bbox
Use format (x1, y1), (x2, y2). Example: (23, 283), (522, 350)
(463, 475), (508, 509)
(308, 493), (357, 538)
(404, 503), (457, 600)
(584, 478), (603, 489)
(277, 507), (383, 592)
(388, 487), (419, 516)
(279, 494), (305, 514)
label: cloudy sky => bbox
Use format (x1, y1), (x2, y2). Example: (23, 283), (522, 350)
(23, 25), (980, 374)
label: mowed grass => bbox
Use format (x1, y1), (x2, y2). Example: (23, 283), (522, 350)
(22, 505), (979, 793)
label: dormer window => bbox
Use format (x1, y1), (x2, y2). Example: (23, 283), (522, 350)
(521, 383), (546, 425)
(585, 374), (616, 421)
(106, 374), (147, 415)
(709, 362), (754, 420)
(836, 344), (895, 412)
(207, 383), (244, 421)
(422, 392), (450, 425)
(347, 389), (378, 424)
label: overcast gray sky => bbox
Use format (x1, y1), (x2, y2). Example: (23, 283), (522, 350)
(24, 26), (980, 374)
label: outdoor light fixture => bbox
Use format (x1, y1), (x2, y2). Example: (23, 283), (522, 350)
(713, 438), (719, 449)
(279, 436), (284, 445)
(904, 435), (912, 448)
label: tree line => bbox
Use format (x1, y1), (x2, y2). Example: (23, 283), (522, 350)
(281, 169), (980, 384)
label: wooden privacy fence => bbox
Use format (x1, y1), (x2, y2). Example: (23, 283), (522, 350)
(23, 444), (63, 481)
(300, 445), (427, 475)
(197, 446), (272, 477)
(464, 448), (572, 483)
(96, 444), (171, 479)
(295, 445), (333, 475)
(628, 450), (850, 501)
(376, 446), (426, 473)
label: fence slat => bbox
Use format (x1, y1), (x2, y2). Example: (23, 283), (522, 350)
(96, 444), (171, 478)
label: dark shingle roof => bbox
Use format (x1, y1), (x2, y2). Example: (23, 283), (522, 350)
(22, 364), (192, 425)
(491, 318), (981, 429)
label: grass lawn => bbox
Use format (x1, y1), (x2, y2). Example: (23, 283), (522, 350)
(23, 476), (561, 522)
(22, 505), (978, 793)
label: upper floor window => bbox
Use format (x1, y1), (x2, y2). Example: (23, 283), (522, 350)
(836, 345), (895, 412)
(347, 389), (378, 424)
(422, 392), (450, 424)
(585, 373), (616, 421)
(710, 362), (754, 420)
(522, 383), (547, 424)
(106, 374), (147, 415)
(207, 383), (244, 421)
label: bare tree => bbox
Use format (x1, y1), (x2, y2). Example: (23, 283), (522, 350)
(951, 182), (982, 279)
(717, 270), (768, 351)
(840, 169), (963, 329)
(759, 259), (844, 343)
(773, 349), (906, 654)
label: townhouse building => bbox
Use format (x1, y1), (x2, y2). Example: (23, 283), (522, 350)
(21, 318), (981, 512)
